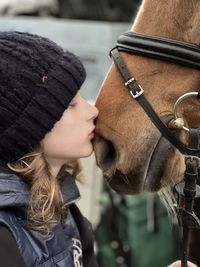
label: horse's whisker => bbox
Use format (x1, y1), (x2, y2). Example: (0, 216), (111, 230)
(117, 169), (130, 184)
(104, 175), (112, 183)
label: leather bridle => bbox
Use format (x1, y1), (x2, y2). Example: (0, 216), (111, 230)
(110, 31), (200, 267)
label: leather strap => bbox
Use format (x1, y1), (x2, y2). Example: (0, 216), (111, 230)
(110, 48), (200, 155)
(116, 32), (200, 70)
(181, 129), (200, 267)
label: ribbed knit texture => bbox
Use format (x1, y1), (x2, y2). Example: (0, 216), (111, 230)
(0, 31), (86, 162)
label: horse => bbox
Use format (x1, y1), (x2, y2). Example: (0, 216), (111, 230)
(93, 0), (200, 265)
(94, 0), (200, 194)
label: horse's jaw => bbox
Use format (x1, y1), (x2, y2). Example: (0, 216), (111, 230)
(94, 125), (184, 195)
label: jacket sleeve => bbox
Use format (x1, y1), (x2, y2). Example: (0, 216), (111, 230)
(0, 225), (27, 267)
(70, 204), (99, 267)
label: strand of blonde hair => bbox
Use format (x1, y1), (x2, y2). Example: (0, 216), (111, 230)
(7, 146), (83, 233)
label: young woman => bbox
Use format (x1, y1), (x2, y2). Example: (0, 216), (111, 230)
(0, 31), (98, 267)
(0, 30), (195, 267)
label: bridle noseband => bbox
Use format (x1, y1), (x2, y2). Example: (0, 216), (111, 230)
(110, 31), (200, 267)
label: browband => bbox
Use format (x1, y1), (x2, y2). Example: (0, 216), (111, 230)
(116, 32), (200, 69)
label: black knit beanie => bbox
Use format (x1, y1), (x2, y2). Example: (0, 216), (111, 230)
(0, 31), (86, 162)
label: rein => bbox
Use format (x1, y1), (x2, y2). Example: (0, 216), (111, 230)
(110, 31), (200, 267)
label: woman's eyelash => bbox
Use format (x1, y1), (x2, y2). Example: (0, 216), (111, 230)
(69, 102), (77, 107)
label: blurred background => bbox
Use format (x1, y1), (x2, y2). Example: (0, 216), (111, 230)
(0, 1), (181, 266)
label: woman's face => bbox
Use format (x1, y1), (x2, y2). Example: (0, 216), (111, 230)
(41, 92), (98, 163)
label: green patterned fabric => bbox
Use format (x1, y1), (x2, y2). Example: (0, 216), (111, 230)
(95, 189), (179, 267)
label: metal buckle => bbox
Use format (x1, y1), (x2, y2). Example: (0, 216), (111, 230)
(130, 84), (144, 99)
(185, 155), (200, 168)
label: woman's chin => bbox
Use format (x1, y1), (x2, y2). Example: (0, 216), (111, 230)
(80, 145), (94, 158)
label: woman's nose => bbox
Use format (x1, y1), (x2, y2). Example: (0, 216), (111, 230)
(87, 103), (99, 121)
(93, 105), (99, 119)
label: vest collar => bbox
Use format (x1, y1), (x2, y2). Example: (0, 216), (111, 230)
(0, 167), (80, 209)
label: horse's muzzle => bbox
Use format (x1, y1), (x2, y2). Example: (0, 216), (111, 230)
(93, 135), (117, 172)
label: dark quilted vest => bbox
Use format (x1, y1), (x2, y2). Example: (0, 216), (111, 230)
(0, 168), (98, 267)
(0, 209), (82, 267)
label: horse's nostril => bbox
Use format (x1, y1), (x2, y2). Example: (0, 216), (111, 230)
(97, 137), (117, 171)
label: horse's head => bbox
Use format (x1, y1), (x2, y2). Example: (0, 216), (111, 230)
(94, 0), (200, 194)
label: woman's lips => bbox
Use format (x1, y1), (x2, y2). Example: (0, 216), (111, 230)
(89, 130), (95, 139)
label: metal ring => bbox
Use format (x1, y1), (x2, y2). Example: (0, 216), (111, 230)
(173, 92), (199, 132)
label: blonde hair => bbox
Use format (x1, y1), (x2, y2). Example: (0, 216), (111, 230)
(7, 145), (83, 233)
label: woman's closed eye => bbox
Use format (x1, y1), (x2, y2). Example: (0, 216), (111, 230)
(69, 102), (77, 108)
